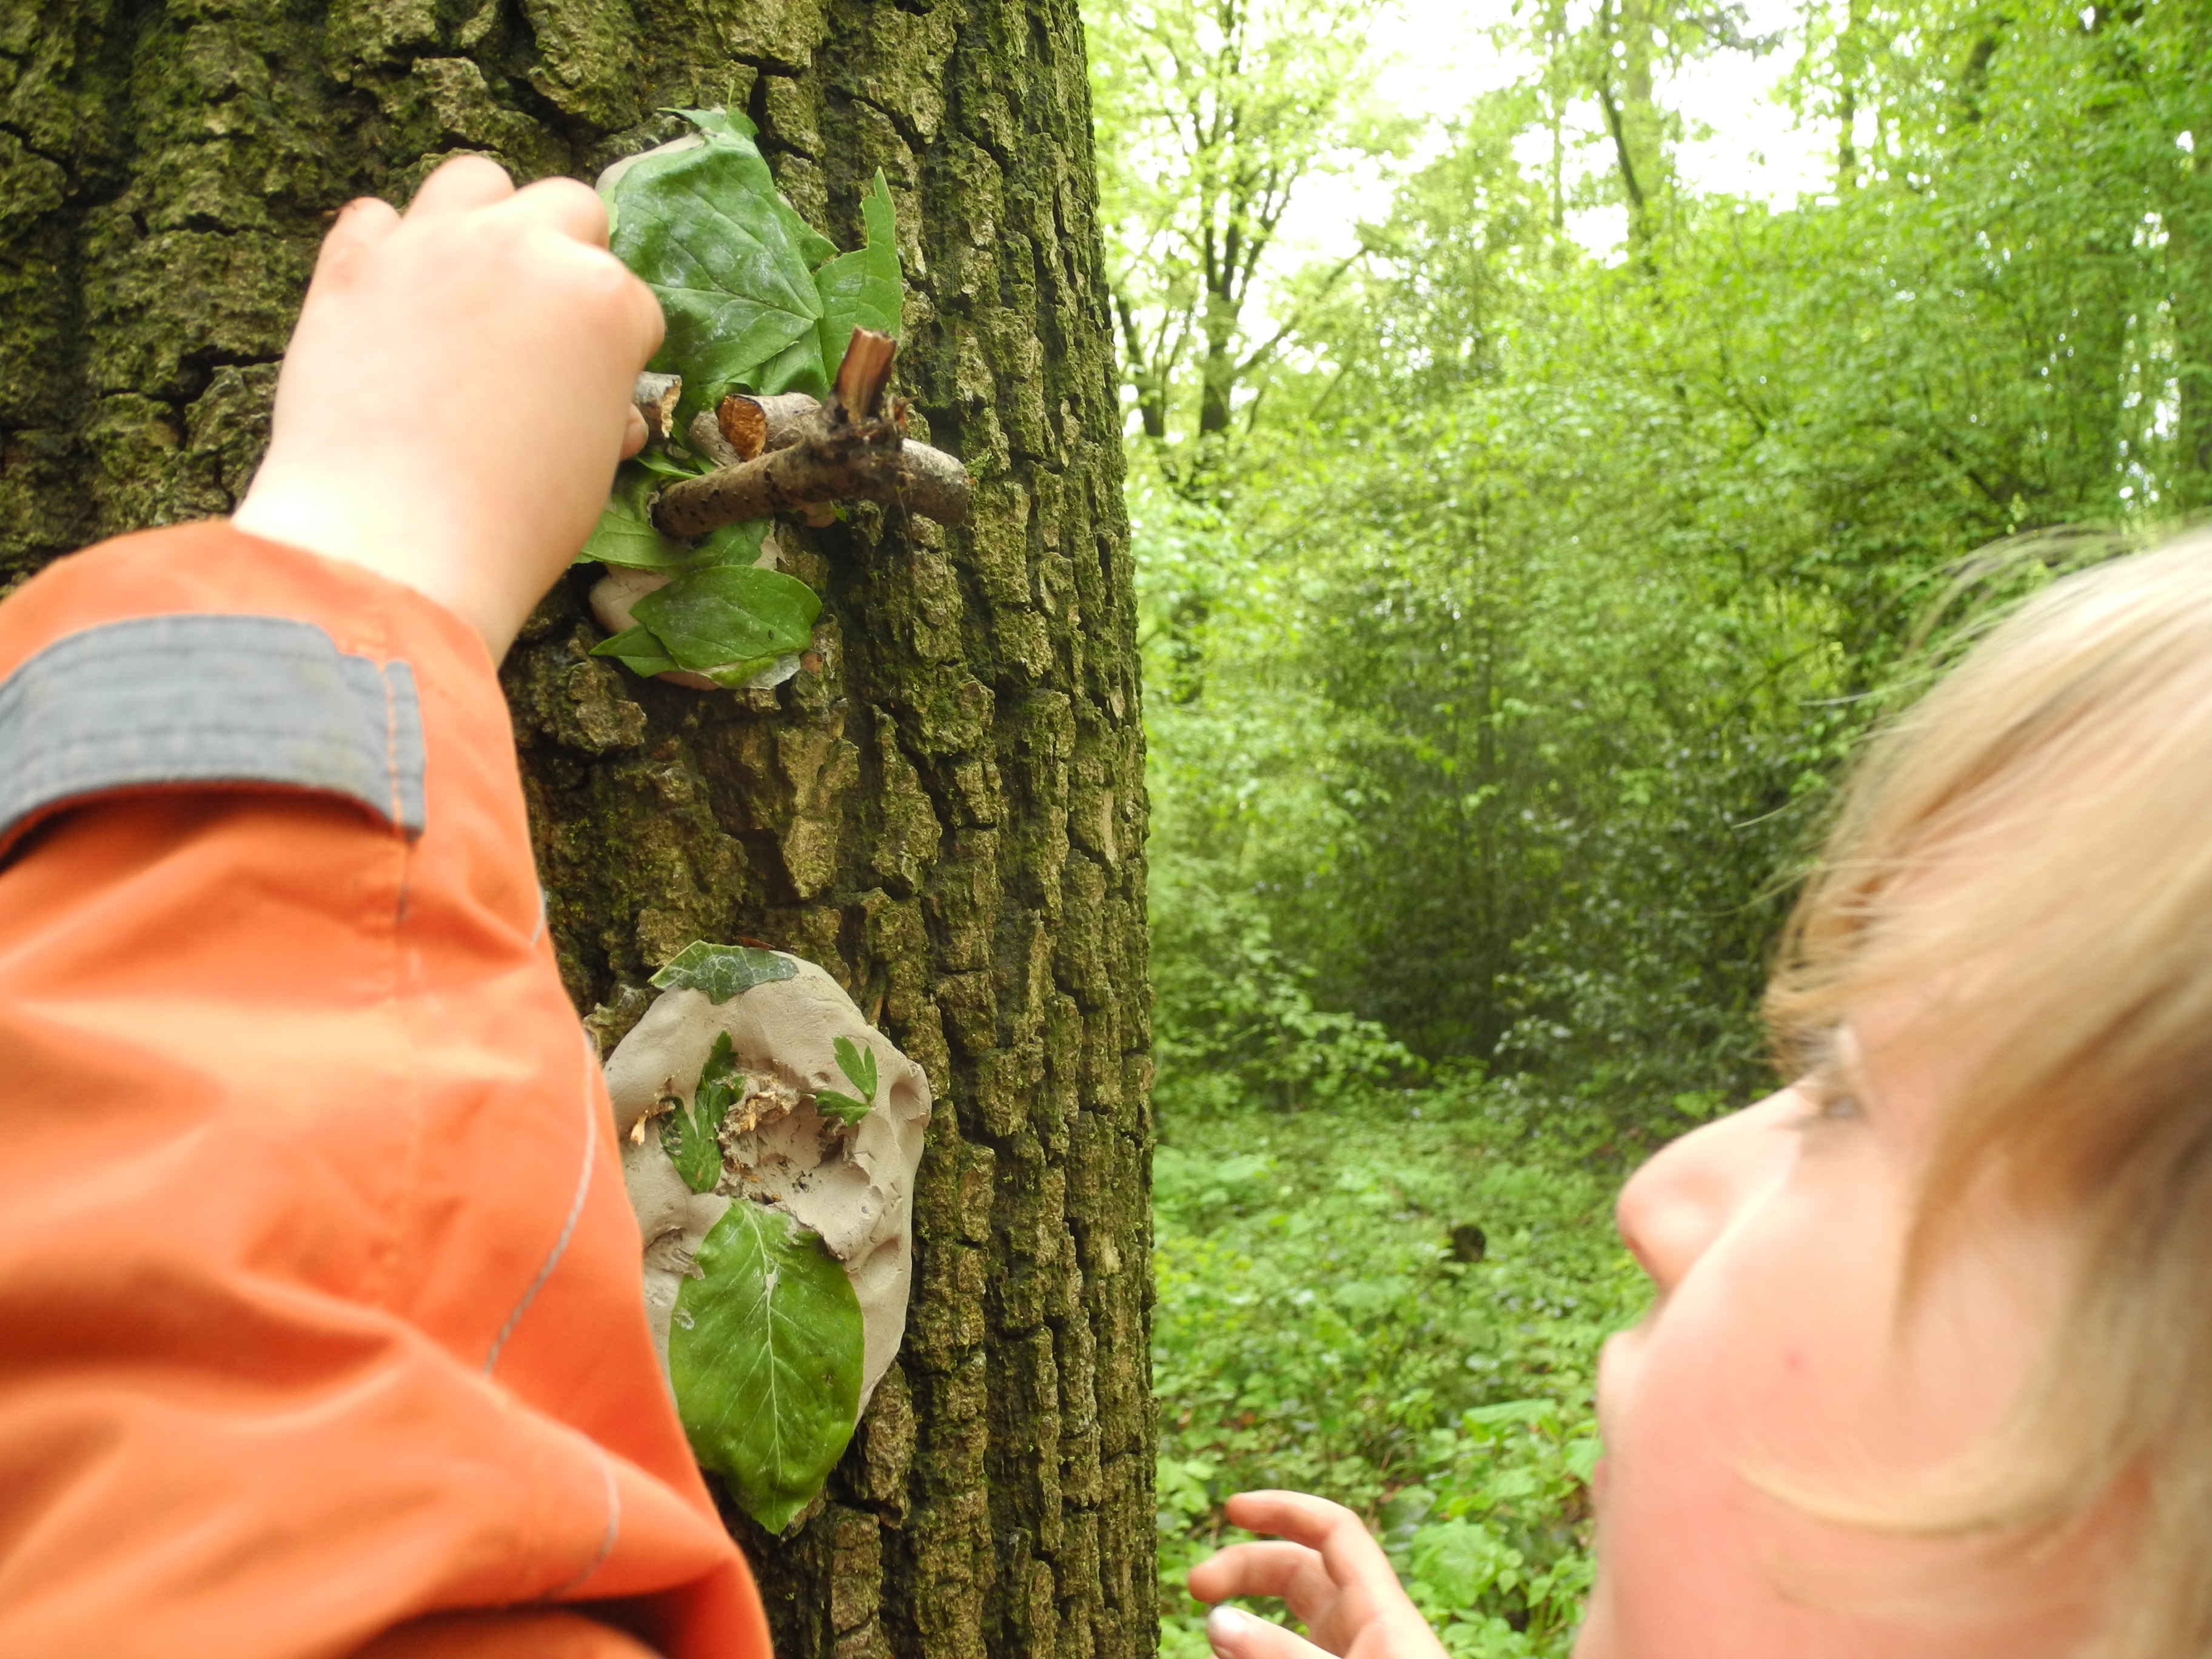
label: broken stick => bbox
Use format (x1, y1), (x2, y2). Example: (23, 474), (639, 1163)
(651, 329), (973, 536)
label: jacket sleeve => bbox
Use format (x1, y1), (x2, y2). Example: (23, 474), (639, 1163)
(0, 523), (770, 1659)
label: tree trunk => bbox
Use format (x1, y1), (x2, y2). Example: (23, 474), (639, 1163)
(0, 4), (1158, 1658)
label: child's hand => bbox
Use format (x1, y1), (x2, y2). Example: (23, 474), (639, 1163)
(232, 155), (664, 659)
(1188, 1492), (1450, 1659)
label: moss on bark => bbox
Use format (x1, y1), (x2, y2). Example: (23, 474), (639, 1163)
(0, 2), (1155, 1654)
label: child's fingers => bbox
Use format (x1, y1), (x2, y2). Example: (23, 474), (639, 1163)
(1205, 1606), (1333, 1659)
(406, 153), (515, 218)
(501, 175), (611, 248)
(1188, 1541), (1326, 1606)
(309, 197), (400, 288)
(1223, 1492), (1398, 1586)
(621, 404), (648, 458)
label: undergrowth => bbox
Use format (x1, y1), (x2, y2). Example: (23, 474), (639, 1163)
(1151, 1088), (1649, 1657)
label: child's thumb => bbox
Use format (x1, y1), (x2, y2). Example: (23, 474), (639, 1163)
(1207, 1606), (1333, 1659)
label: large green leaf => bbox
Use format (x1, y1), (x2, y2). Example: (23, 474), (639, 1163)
(631, 563), (821, 673)
(651, 942), (798, 1004)
(814, 170), (902, 380)
(672, 1202), (864, 1533)
(605, 115), (826, 404)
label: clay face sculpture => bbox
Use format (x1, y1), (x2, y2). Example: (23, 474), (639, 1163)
(605, 952), (931, 1419)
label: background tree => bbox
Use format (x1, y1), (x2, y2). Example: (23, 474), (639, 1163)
(0, 4), (1155, 1657)
(1088, 0), (1397, 486)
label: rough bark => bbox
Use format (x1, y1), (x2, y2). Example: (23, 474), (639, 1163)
(0, 4), (1156, 1658)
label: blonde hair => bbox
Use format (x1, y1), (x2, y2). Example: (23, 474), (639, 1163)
(1765, 528), (2211, 1657)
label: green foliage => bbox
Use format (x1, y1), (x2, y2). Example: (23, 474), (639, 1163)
(626, 562), (821, 682)
(1152, 1090), (1646, 1657)
(1122, 0), (2206, 1139)
(578, 465), (768, 572)
(586, 110), (905, 681)
(663, 1030), (740, 1194)
(814, 175), (903, 380)
(1150, 844), (1418, 1112)
(650, 940), (798, 1003)
(608, 108), (837, 406)
(1088, 0), (1407, 471)
(815, 1034), (877, 1128)
(671, 1199), (865, 1533)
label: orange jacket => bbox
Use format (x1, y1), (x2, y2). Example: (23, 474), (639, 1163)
(0, 523), (770, 1659)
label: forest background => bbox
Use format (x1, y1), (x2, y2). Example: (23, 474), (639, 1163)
(1094, 0), (2207, 1650)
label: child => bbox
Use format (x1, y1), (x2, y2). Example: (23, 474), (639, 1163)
(1187, 534), (2210, 1658)
(0, 159), (760, 1656)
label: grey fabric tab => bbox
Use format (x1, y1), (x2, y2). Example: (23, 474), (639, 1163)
(0, 614), (427, 846)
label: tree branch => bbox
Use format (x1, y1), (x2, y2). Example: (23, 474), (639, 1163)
(651, 329), (972, 536)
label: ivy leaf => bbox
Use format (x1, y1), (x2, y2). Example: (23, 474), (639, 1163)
(671, 1201), (864, 1534)
(833, 1034), (879, 1104)
(814, 1090), (871, 1128)
(814, 170), (902, 382)
(631, 563), (821, 673)
(651, 941), (799, 1004)
(590, 624), (681, 677)
(605, 113), (826, 409)
(662, 1030), (741, 1195)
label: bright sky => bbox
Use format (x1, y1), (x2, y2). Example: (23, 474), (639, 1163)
(1272, 0), (1834, 270)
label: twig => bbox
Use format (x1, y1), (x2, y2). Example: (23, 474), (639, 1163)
(651, 330), (972, 535)
(719, 392), (820, 460)
(632, 372), (682, 440)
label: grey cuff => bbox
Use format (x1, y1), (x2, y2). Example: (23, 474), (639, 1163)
(0, 613), (426, 850)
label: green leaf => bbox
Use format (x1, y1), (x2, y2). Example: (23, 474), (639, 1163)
(580, 468), (771, 572)
(590, 624), (681, 677)
(651, 941), (799, 1004)
(580, 462), (699, 571)
(815, 170), (903, 380)
(671, 1202), (864, 1533)
(631, 563), (821, 673)
(632, 444), (708, 481)
(747, 332), (831, 403)
(699, 652), (791, 689)
(662, 1030), (741, 1195)
(605, 119), (826, 405)
(814, 1090), (871, 1128)
(833, 1034), (878, 1103)
(672, 106), (757, 142)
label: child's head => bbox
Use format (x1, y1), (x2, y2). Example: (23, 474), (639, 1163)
(1582, 532), (2210, 1658)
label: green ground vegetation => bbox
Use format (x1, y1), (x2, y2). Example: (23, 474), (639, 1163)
(1152, 1088), (1646, 1657)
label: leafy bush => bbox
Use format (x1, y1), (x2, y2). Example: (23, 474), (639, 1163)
(1151, 847), (1419, 1113)
(1152, 1088), (1647, 1657)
